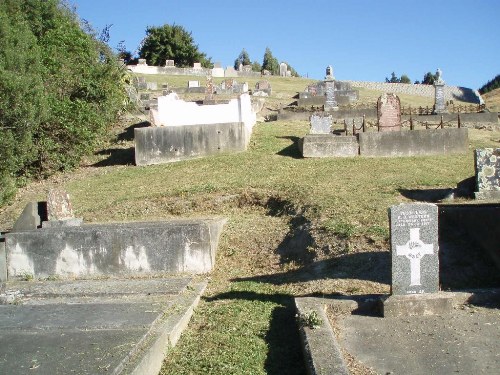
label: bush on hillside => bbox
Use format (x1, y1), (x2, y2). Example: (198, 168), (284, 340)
(0, 0), (127, 206)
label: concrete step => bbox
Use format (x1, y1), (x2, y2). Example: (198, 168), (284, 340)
(0, 277), (206, 375)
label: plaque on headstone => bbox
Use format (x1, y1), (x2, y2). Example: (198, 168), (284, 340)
(474, 148), (500, 199)
(47, 189), (75, 221)
(390, 203), (439, 295)
(310, 113), (332, 134)
(377, 93), (401, 131)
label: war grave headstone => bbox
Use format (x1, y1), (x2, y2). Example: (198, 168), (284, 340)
(377, 93), (401, 131)
(383, 203), (453, 317)
(165, 59), (175, 67)
(433, 68), (447, 114)
(310, 113), (332, 134)
(474, 148), (500, 200)
(193, 62), (202, 69)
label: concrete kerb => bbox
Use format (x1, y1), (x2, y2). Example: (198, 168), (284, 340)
(295, 289), (500, 375)
(121, 281), (207, 375)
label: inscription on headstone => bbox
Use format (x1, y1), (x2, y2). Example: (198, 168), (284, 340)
(377, 93), (401, 131)
(310, 113), (332, 134)
(47, 189), (75, 221)
(474, 148), (500, 199)
(390, 203), (439, 295)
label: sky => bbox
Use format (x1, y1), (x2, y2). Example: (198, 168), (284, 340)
(72, 0), (499, 89)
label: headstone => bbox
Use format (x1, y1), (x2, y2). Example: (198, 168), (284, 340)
(433, 68), (447, 114)
(138, 59), (147, 65)
(310, 113), (332, 134)
(165, 60), (175, 67)
(214, 62), (222, 69)
(390, 203), (439, 295)
(146, 82), (157, 91)
(205, 75), (215, 102)
(238, 63), (243, 72)
(46, 189), (75, 221)
(255, 80), (271, 95)
(193, 62), (202, 69)
(474, 148), (500, 199)
(324, 80), (337, 111)
(12, 202), (43, 232)
(262, 69), (271, 76)
(279, 62), (288, 77)
(188, 80), (200, 88)
(377, 93), (401, 131)
(242, 65), (252, 73)
(286, 70), (292, 77)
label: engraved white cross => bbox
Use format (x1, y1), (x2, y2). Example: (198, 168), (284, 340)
(396, 228), (434, 286)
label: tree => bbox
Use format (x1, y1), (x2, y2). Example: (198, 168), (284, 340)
(0, 0), (127, 206)
(400, 74), (411, 84)
(234, 49), (251, 70)
(251, 60), (262, 73)
(262, 47), (279, 75)
(385, 72), (399, 83)
(422, 71), (437, 85)
(479, 74), (500, 94)
(139, 24), (212, 68)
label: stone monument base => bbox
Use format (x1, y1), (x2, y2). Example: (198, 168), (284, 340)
(475, 191), (500, 200)
(300, 135), (358, 157)
(380, 292), (454, 317)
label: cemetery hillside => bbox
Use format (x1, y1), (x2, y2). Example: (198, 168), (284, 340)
(1, 68), (499, 373)
(0, 4), (499, 373)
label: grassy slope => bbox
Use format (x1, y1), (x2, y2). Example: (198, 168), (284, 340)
(1, 76), (499, 374)
(482, 87), (500, 112)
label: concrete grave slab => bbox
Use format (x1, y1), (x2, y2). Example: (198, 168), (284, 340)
(300, 135), (359, 158)
(5, 218), (225, 279)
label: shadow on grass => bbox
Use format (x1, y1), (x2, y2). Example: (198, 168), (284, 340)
(398, 176), (475, 202)
(205, 290), (306, 375)
(93, 121), (150, 167)
(93, 147), (135, 167)
(276, 136), (302, 159)
(233, 251), (391, 288)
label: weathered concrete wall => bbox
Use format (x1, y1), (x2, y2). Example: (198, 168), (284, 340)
(127, 64), (260, 78)
(135, 122), (247, 165)
(300, 135), (358, 157)
(5, 219), (226, 279)
(347, 80), (482, 103)
(358, 128), (468, 157)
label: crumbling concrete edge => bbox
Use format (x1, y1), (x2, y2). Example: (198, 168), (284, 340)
(295, 297), (349, 375)
(121, 280), (208, 375)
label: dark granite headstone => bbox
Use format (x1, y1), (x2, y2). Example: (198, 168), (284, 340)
(474, 148), (500, 199)
(310, 113), (332, 134)
(377, 93), (401, 131)
(390, 203), (439, 295)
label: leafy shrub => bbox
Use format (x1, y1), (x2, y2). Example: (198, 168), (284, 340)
(0, 0), (127, 205)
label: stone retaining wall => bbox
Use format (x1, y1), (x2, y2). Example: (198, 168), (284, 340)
(346, 81), (482, 104)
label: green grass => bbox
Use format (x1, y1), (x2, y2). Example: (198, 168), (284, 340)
(1, 75), (499, 374)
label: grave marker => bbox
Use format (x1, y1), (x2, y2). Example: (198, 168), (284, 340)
(279, 62), (288, 77)
(474, 148), (500, 199)
(377, 93), (401, 131)
(47, 189), (75, 221)
(433, 68), (447, 114)
(390, 203), (439, 295)
(310, 113), (332, 134)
